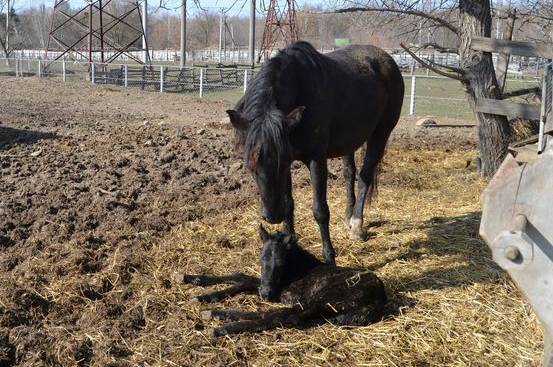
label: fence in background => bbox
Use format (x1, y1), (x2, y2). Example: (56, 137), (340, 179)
(0, 57), (542, 122)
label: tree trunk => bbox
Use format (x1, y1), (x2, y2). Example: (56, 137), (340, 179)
(458, 0), (512, 177)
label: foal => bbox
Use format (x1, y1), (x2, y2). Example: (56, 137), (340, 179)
(177, 226), (387, 336)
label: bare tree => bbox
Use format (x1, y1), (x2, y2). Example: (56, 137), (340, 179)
(322, 0), (551, 176)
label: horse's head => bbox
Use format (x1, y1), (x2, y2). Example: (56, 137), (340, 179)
(257, 225), (295, 301)
(227, 106), (305, 224)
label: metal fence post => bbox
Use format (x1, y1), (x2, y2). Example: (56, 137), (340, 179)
(409, 75), (417, 115)
(91, 63), (95, 84)
(160, 66), (164, 93)
(38, 59), (41, 78)
(124, 64), (128, 87)
(199, 68), (204, 97)
(15, 58), (18, 77)
(62, 60), (66, 82)
(243, 69), (248, 93)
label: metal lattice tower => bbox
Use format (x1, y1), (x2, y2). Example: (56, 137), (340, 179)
(45, 0), (150, 64)
(258, 0), (299, 62)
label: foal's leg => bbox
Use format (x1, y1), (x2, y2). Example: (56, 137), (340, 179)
(342, 153), (356, 225)
(210, 307), (313, 336)
(176, 273), (260, 303)
(350, 127), (391, 240)
(177, 273), (259, 287)
(309, 159), (335, 265)
(282, 171), (295, 235)
(201, 309), (264, 322)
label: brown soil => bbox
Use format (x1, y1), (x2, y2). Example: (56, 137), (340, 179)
(0, 77), (478, 366)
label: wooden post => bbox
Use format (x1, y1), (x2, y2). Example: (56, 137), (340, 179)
(160, 66), (164, 93)
(38, 59), (41, 78)
(199, 68), (204, 97)
(62, 60), (66, 81)
(495, 10), (516, 94)
(124, 64), (128, 87)
(91, 63), (95, 84)
(409, 75), (416, 115)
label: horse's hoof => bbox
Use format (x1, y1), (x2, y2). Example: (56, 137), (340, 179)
(209, 328), (226, 337)
(190, 296), (200, 303)
(349, 230), (364, 241)
(174, 273), (185, 283)
(201, 310), (213, 320)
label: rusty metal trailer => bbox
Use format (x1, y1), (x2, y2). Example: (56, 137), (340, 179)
(474, 37), (553, 366)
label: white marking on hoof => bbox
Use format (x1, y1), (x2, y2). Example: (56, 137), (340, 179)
(349, 217), (364, 241)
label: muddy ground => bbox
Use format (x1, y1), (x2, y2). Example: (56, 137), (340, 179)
(0, 77), (478, 366)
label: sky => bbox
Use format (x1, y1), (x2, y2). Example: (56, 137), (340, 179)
(14, 0), (326, 17)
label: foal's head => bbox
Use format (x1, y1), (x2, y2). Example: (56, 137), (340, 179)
(227, 106), (305, 224)
(257, 225), (295, 301)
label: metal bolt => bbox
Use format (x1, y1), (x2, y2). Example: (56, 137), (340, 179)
(505, 246), (521, 262)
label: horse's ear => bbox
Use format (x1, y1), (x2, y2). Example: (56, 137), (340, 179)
(227, 110), (249, 131)
(259, 224), (269, 242)
(286, 106), (306, 128)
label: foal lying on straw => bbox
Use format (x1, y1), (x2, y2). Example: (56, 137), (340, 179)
(177, 226), (387, 336)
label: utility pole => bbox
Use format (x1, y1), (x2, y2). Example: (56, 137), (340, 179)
(249, 0), (255, 67)
(218, 8), (224, 64)
(5, 0), (9, 52)
(180, 0), (186, 68)
(142, 0), (148, 63)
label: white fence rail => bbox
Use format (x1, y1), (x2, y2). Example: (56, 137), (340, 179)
(0, 57), (542, 122)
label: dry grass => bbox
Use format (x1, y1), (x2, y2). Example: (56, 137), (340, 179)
(114, 149), (541, 366)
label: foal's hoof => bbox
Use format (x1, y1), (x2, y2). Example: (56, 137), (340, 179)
(201, 310), (213, 320)
(207, 327), (226, 337)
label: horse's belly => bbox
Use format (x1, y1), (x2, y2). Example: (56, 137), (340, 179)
(326, 117), (378, 158)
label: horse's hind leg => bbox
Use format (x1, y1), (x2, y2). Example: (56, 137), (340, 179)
(349, 126), (393, 240)
(342, 153), (356, 226)
(210, 307), (312, 336)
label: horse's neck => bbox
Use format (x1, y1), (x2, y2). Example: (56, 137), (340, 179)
(282, 246), (322, 285)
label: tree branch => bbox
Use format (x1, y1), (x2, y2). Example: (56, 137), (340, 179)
(501, 87), (541, 100)
(400, 43), (465, 81)
(321, 6), (458, 35)
(415, 42), (458, 54)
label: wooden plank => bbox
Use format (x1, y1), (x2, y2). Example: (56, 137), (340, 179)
(476, 98), (541, 120)
(471, 37), (553, 59)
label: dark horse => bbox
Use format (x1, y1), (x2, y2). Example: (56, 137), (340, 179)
(227, 41), (404, 264)
(177, 226), (387, 336)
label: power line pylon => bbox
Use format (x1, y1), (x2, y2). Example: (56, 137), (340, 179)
(45, 0), (150, 65)
(258, 0), (299, 62)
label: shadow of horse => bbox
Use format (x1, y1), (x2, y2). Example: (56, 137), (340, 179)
(368, 212), (504, 294)
(0, 126), (57, 151)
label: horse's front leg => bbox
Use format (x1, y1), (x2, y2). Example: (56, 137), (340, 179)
(176, 273), (260, 303)
(282, 171), (295, 236)
(309, 159), (335, 265)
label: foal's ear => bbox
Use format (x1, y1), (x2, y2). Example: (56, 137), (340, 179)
(226, 110), (249, 131)
(259, 224), (270, 242)
(286, 106), (306, 128)
(283, 234), (294, 249)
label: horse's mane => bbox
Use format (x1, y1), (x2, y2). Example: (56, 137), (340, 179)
(235, 41), (324, 169)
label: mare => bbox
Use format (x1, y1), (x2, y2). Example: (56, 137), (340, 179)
(227, 41), (404, 264)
